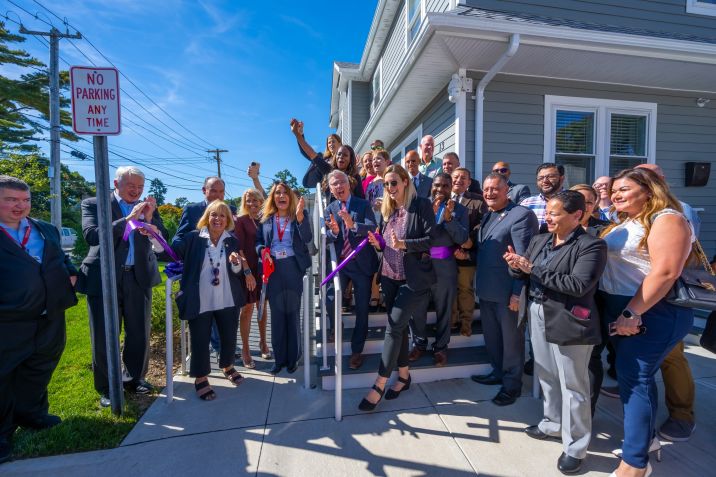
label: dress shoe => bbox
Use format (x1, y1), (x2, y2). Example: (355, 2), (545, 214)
(557, 452), (582, 474)
(434, 350), (448, 367)
(99, 395), (111, 408)
(524, 425), (560, 441)
(269, 364), (283, 375)
(358, 384), (385, 411)
(492, 388), (518, 406)
(385, 374), (411, 400)
(408, 347), (425, 362)
(349, 353), (364, 370)
(16, 413), (62, 430)
(471, 373), (501, 385)
(123, 379), (154, 395)
(287, 362), (299, 374)
(0, 437), (12, 465)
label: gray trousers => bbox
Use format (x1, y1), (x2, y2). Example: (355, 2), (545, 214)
(530, 301), (593, 459)
(480, 300), (524, 393)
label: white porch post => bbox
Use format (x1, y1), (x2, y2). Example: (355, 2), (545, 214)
(453, 68), (469, 161)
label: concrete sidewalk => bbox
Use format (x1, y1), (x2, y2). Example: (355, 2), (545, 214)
(3, 344), (715, 476)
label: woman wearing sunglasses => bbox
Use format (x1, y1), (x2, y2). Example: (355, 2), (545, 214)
(171, 201), (252, 401)
(359, 164), (435, 411)
(256, 182), (313, 375)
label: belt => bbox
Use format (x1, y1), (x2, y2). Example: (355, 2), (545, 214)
(430, 246), (455, 260)
(529, 292), (545, 304)
(121, 265), (134, 271)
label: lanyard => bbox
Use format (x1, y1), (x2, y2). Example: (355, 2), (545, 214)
(1, 222), (32, 250)
(276, 216), (289, 242)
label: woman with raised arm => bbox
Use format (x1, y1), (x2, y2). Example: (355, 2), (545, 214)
(234, 189), (271, 368)
(358, 164), (435, 411)
(171, 201), (252, 401)
(599, 168), (695, 477)
(256, 182), (313, 375)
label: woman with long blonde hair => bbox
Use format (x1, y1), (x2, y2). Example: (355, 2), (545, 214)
(256, 182), (313, 375)
(599, 167), (694, 477)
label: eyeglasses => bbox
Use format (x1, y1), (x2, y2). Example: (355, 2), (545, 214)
(211, 266), (220, 286)
(371, 145), (384, 151)
(492, 168), (509, 174)
(385, 180), (400, 188)
(537, 174), (560, 182)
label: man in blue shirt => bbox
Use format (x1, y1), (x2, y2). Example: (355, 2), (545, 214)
(0, 176), (77, 464)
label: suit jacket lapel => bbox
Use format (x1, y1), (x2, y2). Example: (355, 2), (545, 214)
(110, 194), (124, 220)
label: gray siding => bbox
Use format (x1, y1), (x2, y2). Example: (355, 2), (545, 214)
(377, 2), (406, 116)
(473, 74), (716, 252)
(351, 81), (371, 146)
(463, 0), (716, 40)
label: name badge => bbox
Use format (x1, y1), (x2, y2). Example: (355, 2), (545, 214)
(275, 250), (288, 259)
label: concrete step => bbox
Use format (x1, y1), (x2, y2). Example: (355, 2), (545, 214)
(335, 308), (481, 329)
(317, 320), (484, 357)
(319, 346), (492, 390)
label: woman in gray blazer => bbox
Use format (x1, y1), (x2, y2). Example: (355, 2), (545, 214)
(504, 190), (607, 474)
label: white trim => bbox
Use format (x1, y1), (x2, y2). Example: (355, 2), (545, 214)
(391, 124), (423, 163)
(686, 0), (716, 17)
(543, 95), (657, 179)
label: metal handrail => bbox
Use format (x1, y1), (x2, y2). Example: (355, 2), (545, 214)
(302, 274), (311, 389)
(327, 242), (342, 421)
(164, 274), (180, 403)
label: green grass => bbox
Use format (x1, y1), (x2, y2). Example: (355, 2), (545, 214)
(12, 295), (144, 458)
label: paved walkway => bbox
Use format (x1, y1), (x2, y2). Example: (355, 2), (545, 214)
(3, 343), (715, 476)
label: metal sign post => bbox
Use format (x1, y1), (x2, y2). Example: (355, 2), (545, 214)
(71, 66), (123, 415)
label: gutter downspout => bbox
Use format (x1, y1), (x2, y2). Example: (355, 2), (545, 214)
(475, 34), (520, 181)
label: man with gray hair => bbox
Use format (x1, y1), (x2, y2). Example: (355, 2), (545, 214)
(77, 166), (168, 407)
(0, 176), (78, 464)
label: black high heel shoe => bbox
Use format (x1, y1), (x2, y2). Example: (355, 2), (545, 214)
(385, 374), (411, 400)
(358, 384), (385, 411)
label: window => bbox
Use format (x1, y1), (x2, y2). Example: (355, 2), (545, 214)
(686, 0), (716, 16)
(406, 0), (423, 45)
(544, 96), (657, 186)
(370, 61), (382, 111)
(390, 125), (422, 164)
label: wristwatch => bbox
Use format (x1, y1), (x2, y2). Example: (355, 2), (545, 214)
(243, 268), (252, 276)
(621, 308), (641, 319)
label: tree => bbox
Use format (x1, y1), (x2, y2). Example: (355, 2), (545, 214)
(148, 178), (167, 205)
(157, 204), (182, 241)
(174, 196), (189, 208)
(272, 169), (307, 196)
(0, 22), (78, 152)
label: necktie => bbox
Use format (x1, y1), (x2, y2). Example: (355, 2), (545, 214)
(413, 176), (419, 188)
(341, 202), (352, 258)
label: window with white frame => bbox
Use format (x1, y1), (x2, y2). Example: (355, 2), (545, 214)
(686, 0), (716, 16)
(371, 61), (382, 111)
(544, 96), (656, 186)
(390, 125), (422, 164)
(406, 0), (423, 45)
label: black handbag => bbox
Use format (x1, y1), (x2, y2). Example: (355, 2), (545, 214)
(701, 311), (716, 354)
(667, 240), (716, 310)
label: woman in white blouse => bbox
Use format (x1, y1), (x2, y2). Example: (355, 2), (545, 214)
(599, 168), (694, 477)
(171, 201), (254, 401)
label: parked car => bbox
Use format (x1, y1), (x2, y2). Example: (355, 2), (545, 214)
(61, 227), (77, 251)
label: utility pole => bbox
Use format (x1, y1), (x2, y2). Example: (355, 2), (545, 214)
(20, 26), (82, 231)
(207, 148), (228, 178)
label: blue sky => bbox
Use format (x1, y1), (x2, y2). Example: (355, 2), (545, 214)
(5, 0), (378, 203)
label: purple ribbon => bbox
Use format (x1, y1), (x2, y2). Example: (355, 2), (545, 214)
(321, 237), (369, 287)
(123, 219), (181, 263)
(430, 246), (455, 260)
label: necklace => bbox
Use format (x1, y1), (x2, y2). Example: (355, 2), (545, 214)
(207, 239), (224, 286)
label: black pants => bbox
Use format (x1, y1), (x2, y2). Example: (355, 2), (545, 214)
(587, 290), (615, 415)
(87, 268), (151, 396)
(327, 262), (373, 354)
(410, 259), (457, 352)
(0, 315), (66, 439)
(267, 256), (304, 368)
(378, 277), (429, 378)
(188, 307), (239, 377)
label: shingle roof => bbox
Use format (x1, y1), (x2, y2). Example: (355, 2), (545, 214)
(455, 6), (716, 45)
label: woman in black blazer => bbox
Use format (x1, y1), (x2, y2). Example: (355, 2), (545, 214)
(171, 201), (252, 401)
(359, 164), (435, 411)
(256, 182), (313, 375)
(504, 190), (607, 474)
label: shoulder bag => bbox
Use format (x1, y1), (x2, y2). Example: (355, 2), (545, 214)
(666, 239), (716, 311)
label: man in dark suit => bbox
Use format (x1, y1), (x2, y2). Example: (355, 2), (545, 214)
(491, 161), (531, 205)
(404, 150), (432, 198)
(324, 170), (379, 370)
(442, 152), (482, 195)
(0, 176), (77, 464)
(77, 166), (168, 407)
(173, 176), (236, 242)
(408, 173), (468, 366)
(450, 168), (487, 336)
(471, 173), (538, 406)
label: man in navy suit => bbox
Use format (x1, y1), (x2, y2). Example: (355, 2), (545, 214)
(0, 176), (78, 464)
(324, 170), (379, 369)
(404, 150), (432, 199)
(471, 173), (538, 406)
(173, 176), (236, 242)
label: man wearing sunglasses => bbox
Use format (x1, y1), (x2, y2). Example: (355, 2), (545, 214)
(492, 161), (531, 204)
(520, 163), (565, 229)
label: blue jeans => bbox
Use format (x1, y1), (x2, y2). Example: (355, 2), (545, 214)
(604, 294), (693, 469)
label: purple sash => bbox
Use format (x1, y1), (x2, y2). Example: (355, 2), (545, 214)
(430, 246), (454, 260)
